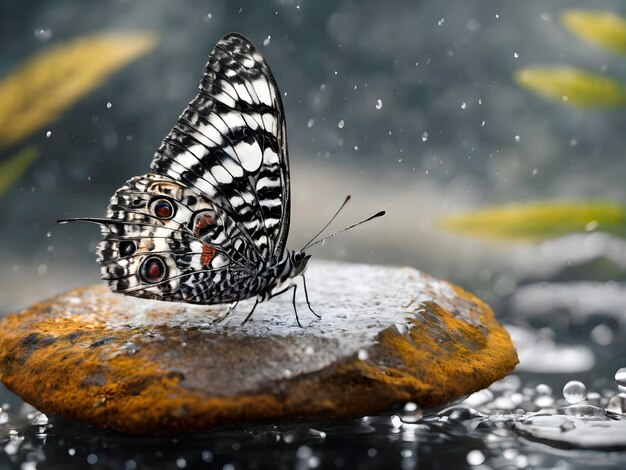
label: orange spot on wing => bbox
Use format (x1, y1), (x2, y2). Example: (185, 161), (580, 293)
(193, 215), (214, 238)
(201, 243), (217, 267)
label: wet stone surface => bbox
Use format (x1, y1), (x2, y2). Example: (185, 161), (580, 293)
(0, 260), (517, 434)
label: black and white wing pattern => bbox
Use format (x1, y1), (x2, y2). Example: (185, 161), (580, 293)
(91, 33), (291, 304)
(152, 33), (290, 261)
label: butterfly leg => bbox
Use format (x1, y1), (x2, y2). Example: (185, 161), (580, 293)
(301, 275), (321, 319)
(241, 300), (259, 325)
(267, 284), (302, 328)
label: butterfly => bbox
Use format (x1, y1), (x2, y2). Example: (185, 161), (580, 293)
(59, 33), (384, 326)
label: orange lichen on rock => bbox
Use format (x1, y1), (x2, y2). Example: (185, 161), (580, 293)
(0, 261), (517, 434)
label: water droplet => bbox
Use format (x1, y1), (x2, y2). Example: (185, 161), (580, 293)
(304, 346), (315, 355)
(421, 131), (428, 142)
(461, 102), (467, 110)
(46, 231), (51, 238)
(68, 448), (76, 456)
(201, 450), (213, 463)
(532, 168), (538, 175)
(437, 18), (445, 26)
(206, 13), (213, 20)
(480, 120), (485, 127)
(616, 368), (626, 392)
(307, 118), (314, 128)
(535, 383), (552, 395)
(513, 52), (519, 58)
(375, 99), (383, 109)
(337, 120), (345, 129)
(263, 35), (271, 47)
(400, 449), (413, 458)
(296, 445), (313, 459)
(45, 130), (52, 138)
(357, 349), (369, 360)
(283, 369), (293, 379)
(534, 394), (554, 408)
(34, 28), (52, 41)
(585, 220), (598, 232)
(106, 102), (112, 109)
(401, 402), (422, 423)
(308, 456), (321, 468)
(563, 380), (587, 404)
(466, 450), (485, 466)
(87, 454), (98, 465)
(176, 457), (187, 468)
(515, 135), (521, 142)
(390, 415), (402, 428)
(607, 393), (626, 414)
(367, 448), (377, 457)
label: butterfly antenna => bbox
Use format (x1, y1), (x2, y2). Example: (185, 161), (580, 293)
(57, 217), (111, 225)
(305, 210), (386, 249)
(302, 195), (351, 250)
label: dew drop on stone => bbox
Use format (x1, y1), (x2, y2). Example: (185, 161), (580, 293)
(421, 131), (428, 142)
(46, 130), (52, 137)
(375, 99), (383, 109)
(466, 449), (485, 466)
(34, 28), (52, 41)
(106, 102), (112, 109)
(563, 380), (587, 404)
(338, 120), (345, 129)
(607, 393), (626, 414)
(615, 368), (626, 392)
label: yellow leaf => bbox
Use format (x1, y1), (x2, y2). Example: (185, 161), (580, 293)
(561, 10), (626, 55)
(0, 32), (158, 148)
(0, 146), (39, 198)
(514, 67), (626, 107)
(438, 202), (626, 242)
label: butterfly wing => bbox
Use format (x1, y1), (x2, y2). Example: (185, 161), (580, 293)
(96, 173), (260, 304)
(150, 33), (290, 263)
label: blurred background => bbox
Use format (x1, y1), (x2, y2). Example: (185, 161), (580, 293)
(2, 0), (626, 468)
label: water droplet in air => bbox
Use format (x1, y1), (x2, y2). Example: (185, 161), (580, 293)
(176, 457), (187, 468)
(375, 99), (383, 109)
(201, 450), (214, 463)
(616, 368), (626, 392)
(87, 454), (98, 465)
(68, 448), (76, 456)
(532, 168), (538, 175)
(106, 102), (112, 109)
(466, 450), (485, 465)
(46, 231), (51, 238)
(461, 102), (467, 110)
(515, 135), (521, 142)
(421, 131), (428, 142)
(437, 18), (445, 26)
(357, 349), (368, 360)
(337, 120), (345, 129)
(307, 119), (314, 128)
(46, 130), (52, 137)
(263, 35), (271, 46)
(563, 380), (587, 404)
(34, 28), (52, 41)
(513, 52), (519, 58)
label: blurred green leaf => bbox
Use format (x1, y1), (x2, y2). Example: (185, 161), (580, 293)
(561, 10), (626, 55)
(514, 67), (626, 107)
(438, 202), (626, 242)
(0, 146), (39, 198)
(0, 32), (158, 148)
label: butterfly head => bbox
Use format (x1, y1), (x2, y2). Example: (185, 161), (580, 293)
(290, 250), (311, 276)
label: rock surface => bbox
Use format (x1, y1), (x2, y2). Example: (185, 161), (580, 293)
(0, 260), (517, 434)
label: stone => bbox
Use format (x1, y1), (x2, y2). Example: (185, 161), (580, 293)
(0, 260), (517, 434)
